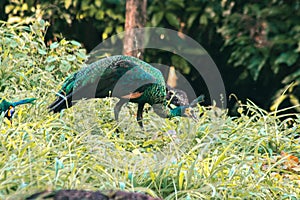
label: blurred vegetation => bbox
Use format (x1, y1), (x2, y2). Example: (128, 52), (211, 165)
(1, 0), (299, 112)
(0, 19), (86, 99)
(0, 10), (300, 200)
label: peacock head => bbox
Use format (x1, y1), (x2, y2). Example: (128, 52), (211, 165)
(5, 105), (15, 124)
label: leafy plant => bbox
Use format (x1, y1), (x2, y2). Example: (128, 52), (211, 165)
(3, 0), (126, 43)
(218, 1), (300, 109)
(0, 19), (86, 98)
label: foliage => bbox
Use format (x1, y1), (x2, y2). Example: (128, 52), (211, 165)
(219, 1), (300, 79)
(148, 0), (223, 42)
(146, 0), (224, 75)
(2, 0), (300, 111)
(2, 0), (126, 50)
(0, 19), (86, 99)
(217, 1), (300, 108)
(0, 22), (300, 199)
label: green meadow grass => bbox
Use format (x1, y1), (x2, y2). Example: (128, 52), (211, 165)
(1, 20), (300, 200)
(1, 99), (300, 200)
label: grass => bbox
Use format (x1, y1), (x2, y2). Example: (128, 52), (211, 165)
(0, 20), (300, 199)
(1, 99), (300, 199)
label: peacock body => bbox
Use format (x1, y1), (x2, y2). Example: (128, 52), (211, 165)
(26, 189), (162, 200)
(49, 55), (202, 127)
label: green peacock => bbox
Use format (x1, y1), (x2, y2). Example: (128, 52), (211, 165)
(26, 189), (162, 200)
(49, 55), (203, 127)
(0, 98), (36, 124)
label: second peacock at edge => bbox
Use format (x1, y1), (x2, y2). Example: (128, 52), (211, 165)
(48, 55), (204, 128)
(0, 98), (36, 124)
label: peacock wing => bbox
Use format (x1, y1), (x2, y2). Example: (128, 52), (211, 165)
(49, 57), (133, 111)
(110, 63), (157, 99)
(66, 56), (156, 99)
(57, 57), (135, 98)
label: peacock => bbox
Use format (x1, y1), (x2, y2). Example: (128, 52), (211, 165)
(26, 189), (162, 200)
(49, 55), (204, 128)
(0, 98), (36, 124)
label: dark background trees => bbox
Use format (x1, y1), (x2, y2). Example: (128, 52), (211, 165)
(1, 0), (299, 113)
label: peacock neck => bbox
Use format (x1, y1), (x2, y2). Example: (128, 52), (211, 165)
(169, 106), (186, 118)
(152, 103), (187, 118)
(0, 99), (11, 112)
(12, 98), (36, 106)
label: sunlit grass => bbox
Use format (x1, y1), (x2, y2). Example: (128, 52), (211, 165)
(1, 98), (300, 199)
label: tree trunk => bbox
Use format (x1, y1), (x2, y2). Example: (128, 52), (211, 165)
(123, 0), (147, 59)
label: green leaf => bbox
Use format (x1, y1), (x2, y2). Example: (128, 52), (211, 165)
(199, 14), (208, 25)
(165, 13), (180, 28)
(282, 69), (300, 84)
(106, 9), (114, 18)
(50, 42), (59, 49)
(9, 40), (18, 48)
(5, 5), (15, 14)
(253, 59), (266, 81)
(104, 26), (113, 34)
(61, 60), (69, 65)
(186, 7), (201, 12)
(65, 0), (72, 9)
(171, 55), (190, 74)
(271, 63), (280, 74)
(275, 51), (299, 66)
(45, 56), (57, 63)
(187, 13), (198, 29)
(38, 48), (47, 55)
(75, 51), (87, 60)
(170, 0), (184, 8)
(116, 25), (123, 33)
(60, 63), (71, 72)
(95, 11), (104, 20)
(95, 0), (102, 7)
(45, 65), (55, 72)
(70, 40), (82, 47)
(66, 55), (76, 61)
(81, 0), (90, 11)
(55, 157), (64, 177)
(151, 11), (164, 26)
